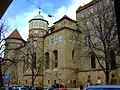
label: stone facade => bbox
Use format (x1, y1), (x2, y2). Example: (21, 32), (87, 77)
(3, 0), (120, 88)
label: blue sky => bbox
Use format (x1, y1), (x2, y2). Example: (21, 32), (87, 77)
(2, 0), (91, 40)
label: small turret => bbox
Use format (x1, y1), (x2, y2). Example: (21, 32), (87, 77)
(4, 29), (25, 59)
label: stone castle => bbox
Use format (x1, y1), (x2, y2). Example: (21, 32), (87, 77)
(3, 0), (120, 88)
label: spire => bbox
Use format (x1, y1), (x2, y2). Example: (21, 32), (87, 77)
(39, 10), (41, 15)
(7, 29), (22, 39)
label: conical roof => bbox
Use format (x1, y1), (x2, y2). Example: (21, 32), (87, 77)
(8, 29), (22, 39)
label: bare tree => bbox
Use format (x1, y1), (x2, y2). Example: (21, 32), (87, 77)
(77, 0), (120, 84)
(13, 40), (45, 86)
(0, 20), (8, 87)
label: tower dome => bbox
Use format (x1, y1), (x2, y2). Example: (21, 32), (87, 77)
(33, 14), (44, 20)
(29, 11), (48, 38)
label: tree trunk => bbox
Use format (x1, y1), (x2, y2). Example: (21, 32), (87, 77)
(15, 65), (18, 84)
(105, 59), (110, 84)
(31, 67), (34, 86)
(105, 70), (109, 84)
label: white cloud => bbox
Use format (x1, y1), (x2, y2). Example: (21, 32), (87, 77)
(7, 9), (38, 40)
(7, 0), (91, 40)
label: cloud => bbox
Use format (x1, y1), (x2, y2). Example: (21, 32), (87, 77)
(7, 0), (91, 40)
(7, 9), (38, 40)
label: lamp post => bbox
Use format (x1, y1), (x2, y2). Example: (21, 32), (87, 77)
(0, 57), (3, 87)
(0, 28), (3, 87)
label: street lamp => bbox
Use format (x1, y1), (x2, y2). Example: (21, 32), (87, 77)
(0, 57), (3, 87)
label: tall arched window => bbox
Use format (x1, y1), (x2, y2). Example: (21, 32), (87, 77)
(73, 80), (77, 88)
(53, 50), (58, 68)
(110, 50), (116, 69)
(91, 53), (96, 68)
(45, 52), (49, 69)
(72, 49), (75, 60)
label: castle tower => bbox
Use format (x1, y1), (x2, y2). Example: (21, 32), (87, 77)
(28, 12), (48, 59)
(25, 12), (49, 85)
(4, 29), (25, 84)
(28, 11), (48, 59)
(28, 11), (48, 39)
(5, 29), (25, 60)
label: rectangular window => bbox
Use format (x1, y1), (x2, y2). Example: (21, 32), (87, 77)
(89, 7), (94, 13)
(58, 23), (61, 28)
(59, 35), (63, 42)
(51, 38), (54, 44)
(54, 36), (59, 43)
(48, 80), (50, 84)
(81, 11), (87, 18)
(54, 80), (56, 84)
(46, 40), (49, 46)
(45, 52), (49, 69)
(54, 50), (58, 68)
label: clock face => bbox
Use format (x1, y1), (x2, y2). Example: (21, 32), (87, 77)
(33, 40), (37, 48)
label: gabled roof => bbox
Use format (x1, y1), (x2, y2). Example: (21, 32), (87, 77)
(76, 0), (100, 13)
(7, 29), (22, 39)
(54, 15), (76, 24)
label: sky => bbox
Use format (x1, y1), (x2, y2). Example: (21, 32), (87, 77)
(2, 0), (91, 40)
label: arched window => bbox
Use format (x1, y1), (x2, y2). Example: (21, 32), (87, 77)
(54, 80), (56, 84)
(72, 49), (75, 60)
(110, 50), (116, 69)
(25, 80), (27, 84)
(48, 80), (50, 84)
(91, 53), (96, 68)
(45, 52), (49, 69)
(53, 50), (58, 68)
(73, 80), (77, 87)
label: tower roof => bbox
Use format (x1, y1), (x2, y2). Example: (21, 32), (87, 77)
(29, 11), (48, 23)
(33, 14), (44, 20)
(7, 29), (22, 39)
(32, 11), (44, 20)
(54, 15), (76, 24)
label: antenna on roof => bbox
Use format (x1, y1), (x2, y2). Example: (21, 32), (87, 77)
(26, 0), (53, 17)
(38, 8), (41, 15)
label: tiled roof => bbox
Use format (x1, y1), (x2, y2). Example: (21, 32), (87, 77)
(54, 15), (76, 24)
(7, 29), (22, 39)
(76, 0), (100, 13)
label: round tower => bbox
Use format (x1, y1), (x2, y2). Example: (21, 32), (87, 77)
(5, 29), (25, 60)
(28, 12), (49, 54)
(26, 12), (49, 85)
(28, 12), (49, 38)
(28, 11), (49, 59)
